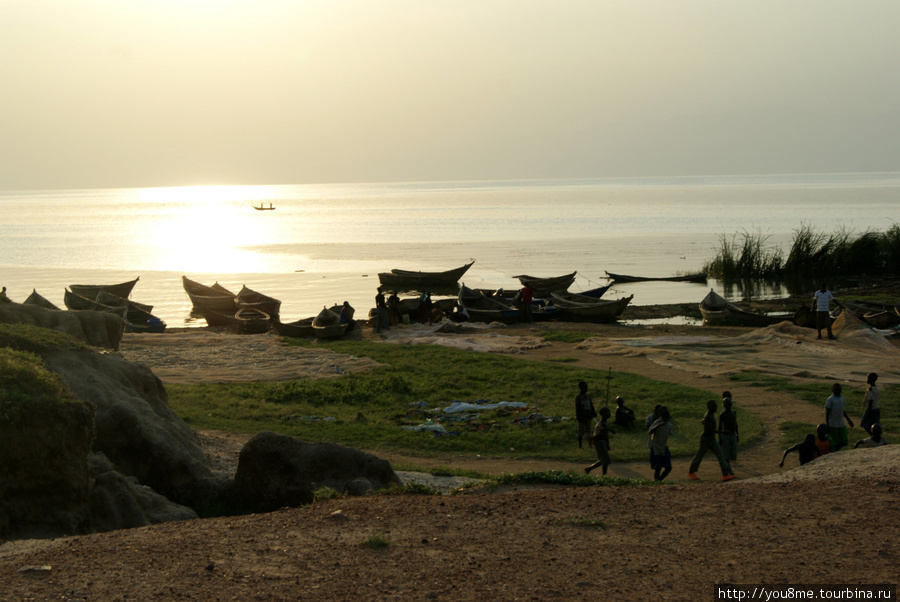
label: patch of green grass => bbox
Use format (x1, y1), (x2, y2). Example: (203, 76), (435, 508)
(0, 348), (81, 423)
(732, 370), (897, 436)
(538, 331), (595, 344)
(546, 357), (579, 363)
(361, 533), (391, 550)
(492, 470), (659, 487)
(554, 517), (610, 529)
(0, 323), (87, 354)
(166, 340), (767, 462)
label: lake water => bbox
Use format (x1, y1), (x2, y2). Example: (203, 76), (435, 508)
(2, 172), (899, 327)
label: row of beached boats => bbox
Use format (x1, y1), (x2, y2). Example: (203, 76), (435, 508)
(182, 276), (352, 338)
(20, 277), (167, 333)
(699, 289), (900, 331)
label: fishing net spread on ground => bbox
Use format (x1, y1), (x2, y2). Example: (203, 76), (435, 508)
(579, 312), (900, 385)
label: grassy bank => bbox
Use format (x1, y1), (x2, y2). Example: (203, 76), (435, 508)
(167, 338), (765, 463)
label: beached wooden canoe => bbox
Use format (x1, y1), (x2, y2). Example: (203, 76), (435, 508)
(605, 271), (707, 284)
(96, 290), (154, 314)
(515, 272), (577, 297)
(69, 277), (140, 300)
(312, 306), (348, 338)
(725, 304), (797, 327)
(699, 289), (730, 324)
(236, 285), (281, 318)
(844, 300), (900, 329)
(121, 305), (167, 333)
(64, 289), (117, 312)
(273, 317), (315, 337)
(23, 289), (61, 310)
(576, 284), (612, 299)
(182, 276), (237, 311)
(377, 261), (474, 289)
(202, 307), (271, 333)
(550, 291), (633, 322)
(458, 285), (520, 323)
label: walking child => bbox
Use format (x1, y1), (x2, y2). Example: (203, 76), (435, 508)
(585, 407), (614, 475)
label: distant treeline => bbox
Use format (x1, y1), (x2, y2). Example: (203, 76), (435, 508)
(703, 225), (900, 280)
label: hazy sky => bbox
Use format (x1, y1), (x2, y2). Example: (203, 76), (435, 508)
(1, 0), (898, 190)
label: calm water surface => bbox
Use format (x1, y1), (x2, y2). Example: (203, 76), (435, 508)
(2, 173), (898, 326)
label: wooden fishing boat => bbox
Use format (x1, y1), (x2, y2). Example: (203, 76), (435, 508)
(182, 276), (237, 311)
(273, 317), (315, 337)
(605, 271), (707, 284)
(69, 277), (140, 300)
(253, 203), (275, 211)
(550, 291), (633, 322)
(844, 300), (900, 329)
(377, 261), (474, 289)
(726, 304), (797, 327)
(312, 306), (348, 338)
(202, 307), (271, 333)
(576, 284), (612, 299)
(468, 288), (558, 321)
(699, 289), (730, 324)
(121, 305), (166, 333)
(64, 289), (117, 312)
(458, 285), (520, 323)
(23, 289), (60, 310)
(96, 290), (153, 314)
(515, 272), (577, 297)
(236, 285), (281, 318)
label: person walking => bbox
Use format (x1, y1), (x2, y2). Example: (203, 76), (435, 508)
(860, 372), (880, 435)
(648, 407), (674, 481)
(718, 393), (739, 468)
(688, 399), (736, 481)
(574, 380), (598, 449)
(585, 407), (614, 475)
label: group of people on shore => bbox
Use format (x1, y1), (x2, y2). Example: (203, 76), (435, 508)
(374, 287), (469, 333)
(576, 370), (888, 481)
(575, 381), (740, 482)
(780, 372), (887, 466)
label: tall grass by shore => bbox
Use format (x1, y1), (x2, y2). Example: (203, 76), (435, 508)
(703, 224), (900, 281)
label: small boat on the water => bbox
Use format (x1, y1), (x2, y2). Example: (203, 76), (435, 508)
(515, 272), (577, 297)
(69, 277), (140, 300)
(312, 306), (348, 338)
(605, 271), (707, 284)
(253, 203), (275, 211)
(182, 276), (237, 311)
(273, 317), (315, 337)
(377, 261), (474, 289)
(236, 285), (282, 318)
(550, 291), (633, 322)
(458, 284), (519, 324)
(23, 289), (61, 311)
(575, 284), (612, 299)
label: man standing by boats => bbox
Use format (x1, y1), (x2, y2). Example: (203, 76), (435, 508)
(518, 283), (534, 322)
(813, 283), (841, 340)
(374, 287), (389, 334)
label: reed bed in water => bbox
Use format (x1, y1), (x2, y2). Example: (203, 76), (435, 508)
(704, 224), (900, 280)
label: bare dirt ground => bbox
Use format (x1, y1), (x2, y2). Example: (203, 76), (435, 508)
(2, 311), (899, 600)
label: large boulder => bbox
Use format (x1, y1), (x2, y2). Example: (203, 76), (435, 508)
(87, 453), (198, 533)
(0, 302), (124, 350)
(234, 431), (402, 512)
(0, 390), (95, 539)
(41, 347), (224, 509)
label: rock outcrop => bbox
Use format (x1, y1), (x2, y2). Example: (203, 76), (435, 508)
(0, 302), (124, 350)
(234, 431), (402, 512)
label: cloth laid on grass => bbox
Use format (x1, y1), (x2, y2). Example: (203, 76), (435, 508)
(578, 312), (900, 385)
